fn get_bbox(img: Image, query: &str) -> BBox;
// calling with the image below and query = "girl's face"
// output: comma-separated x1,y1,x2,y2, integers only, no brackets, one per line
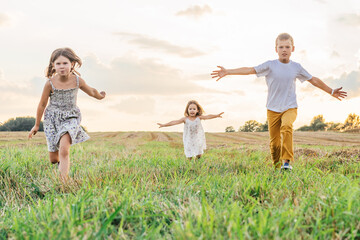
188,104,199,117
54,55,73,77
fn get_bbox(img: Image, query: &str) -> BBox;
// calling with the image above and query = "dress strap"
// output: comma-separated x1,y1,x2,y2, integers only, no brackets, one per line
48,79,55,91
76,75,79,88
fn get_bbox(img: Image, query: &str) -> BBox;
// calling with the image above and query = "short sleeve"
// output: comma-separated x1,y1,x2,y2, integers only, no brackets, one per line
254,61,271,77
297,64,312,83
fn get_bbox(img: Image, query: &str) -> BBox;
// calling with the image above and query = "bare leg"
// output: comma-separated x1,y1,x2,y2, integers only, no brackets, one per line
188,157,192,161
59,133,72,181
49,151,59,164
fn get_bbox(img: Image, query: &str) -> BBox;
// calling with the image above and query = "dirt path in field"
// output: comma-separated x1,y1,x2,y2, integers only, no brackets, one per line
1,131,359,148
209,132,268,144
293,132,360,146
149,132,174,142
87,131,359,161
90,131,359,147
207,132,360,147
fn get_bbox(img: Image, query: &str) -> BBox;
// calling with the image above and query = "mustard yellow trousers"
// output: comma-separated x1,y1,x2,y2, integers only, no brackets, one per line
267,108,297,168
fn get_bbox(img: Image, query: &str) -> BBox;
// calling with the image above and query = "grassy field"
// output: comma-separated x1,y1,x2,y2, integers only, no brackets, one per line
0,131,359,239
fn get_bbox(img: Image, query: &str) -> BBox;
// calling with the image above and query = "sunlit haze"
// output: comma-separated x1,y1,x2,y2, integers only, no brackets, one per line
1,0,359,132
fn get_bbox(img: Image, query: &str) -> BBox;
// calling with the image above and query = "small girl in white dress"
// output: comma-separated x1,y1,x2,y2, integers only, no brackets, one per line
157,100,223,160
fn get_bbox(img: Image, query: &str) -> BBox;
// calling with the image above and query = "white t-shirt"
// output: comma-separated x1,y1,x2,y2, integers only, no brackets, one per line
254,59,312,113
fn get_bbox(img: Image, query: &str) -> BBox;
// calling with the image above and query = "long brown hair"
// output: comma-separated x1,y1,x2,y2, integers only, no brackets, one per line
46,48,82,78
184,100,204,117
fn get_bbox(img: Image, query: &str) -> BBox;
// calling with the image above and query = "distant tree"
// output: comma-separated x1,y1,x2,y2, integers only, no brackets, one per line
297,113,360,132
0,117,44,131
326,122,341,131
257,120,268,132
239,120,261,132
310,115,327,131
225,126,235,132
297,125,312,131
297,115,326,131
340,113,360,131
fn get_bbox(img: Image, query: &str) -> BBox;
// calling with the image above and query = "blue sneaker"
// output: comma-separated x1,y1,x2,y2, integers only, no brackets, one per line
281,162,293,171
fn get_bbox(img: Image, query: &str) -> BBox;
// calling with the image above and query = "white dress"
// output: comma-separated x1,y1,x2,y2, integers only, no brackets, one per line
183,117,206,158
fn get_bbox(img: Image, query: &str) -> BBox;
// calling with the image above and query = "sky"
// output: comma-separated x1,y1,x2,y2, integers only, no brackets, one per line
0,0,359,132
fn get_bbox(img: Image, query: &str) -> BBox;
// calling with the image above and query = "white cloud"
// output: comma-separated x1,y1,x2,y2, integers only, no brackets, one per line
0,13,10,26
81,55,215,96
337,13,360,27
293,68,360,99
326,69,360,98
356,48,360,68
0,76,45,96
331,50,340,58
298,50,308,60
175,5,212,19
114,32,206,58
110,96,156,115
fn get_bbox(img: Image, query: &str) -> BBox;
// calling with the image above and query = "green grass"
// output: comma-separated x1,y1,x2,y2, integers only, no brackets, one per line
0,132,359,239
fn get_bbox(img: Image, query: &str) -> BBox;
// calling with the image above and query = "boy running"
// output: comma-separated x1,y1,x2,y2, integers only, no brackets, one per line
211,33,347,170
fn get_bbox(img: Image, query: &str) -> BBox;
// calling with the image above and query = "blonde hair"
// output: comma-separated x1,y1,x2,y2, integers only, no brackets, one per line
275,33,294,47
46,48,82,78
184,100,204,117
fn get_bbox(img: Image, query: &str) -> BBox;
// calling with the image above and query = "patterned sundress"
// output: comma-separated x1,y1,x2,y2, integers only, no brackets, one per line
183,117,206,158
44,75,90,152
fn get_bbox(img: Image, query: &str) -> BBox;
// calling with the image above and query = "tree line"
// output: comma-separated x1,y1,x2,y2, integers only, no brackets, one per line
0,117,89,132
226,113,360,132
1,114,358,133
225,120,268,132
0,117,43,131
297,113,360,132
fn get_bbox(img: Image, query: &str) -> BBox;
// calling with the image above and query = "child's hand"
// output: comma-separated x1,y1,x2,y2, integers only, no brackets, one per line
157,123,164,128
28,126,39,139
217,112,224,118
99,91,106,99
331,87,347,101
211,66,227,81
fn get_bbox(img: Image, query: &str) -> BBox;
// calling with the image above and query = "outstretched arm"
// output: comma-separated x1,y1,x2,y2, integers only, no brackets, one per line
28,82,51,139
157,117,186,128
199,112,224,120
79,77,106,100
211,66,256,81
308,77,347,101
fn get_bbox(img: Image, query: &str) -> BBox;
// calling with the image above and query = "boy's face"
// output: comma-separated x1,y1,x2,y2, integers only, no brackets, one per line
275,39,294,63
